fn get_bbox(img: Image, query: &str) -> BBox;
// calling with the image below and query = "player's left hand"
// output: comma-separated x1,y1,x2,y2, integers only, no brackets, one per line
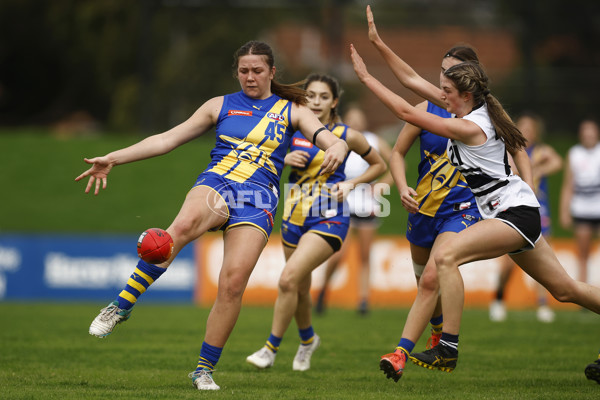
75,156,114,195
320,140,348,175
285,150,310,168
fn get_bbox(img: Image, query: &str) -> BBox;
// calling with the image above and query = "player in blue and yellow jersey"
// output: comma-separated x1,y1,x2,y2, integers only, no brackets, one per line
362,6,481,382
355,6,600,376
489,112,562,323
316,105,394,316
76,41,349,391
246,73,386,372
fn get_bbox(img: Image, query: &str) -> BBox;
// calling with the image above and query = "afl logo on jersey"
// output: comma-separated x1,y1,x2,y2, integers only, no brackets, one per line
293,138,313,148
228,110,252,116
267,112,284,121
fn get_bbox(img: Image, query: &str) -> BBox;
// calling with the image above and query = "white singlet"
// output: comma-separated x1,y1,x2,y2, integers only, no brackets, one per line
568,143,600,219
446,104,540,219
345,131,380,217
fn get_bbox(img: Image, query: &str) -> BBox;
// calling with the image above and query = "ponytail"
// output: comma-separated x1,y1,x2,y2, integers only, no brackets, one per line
445,62,526,153
271,80,308,105
485,93,526,153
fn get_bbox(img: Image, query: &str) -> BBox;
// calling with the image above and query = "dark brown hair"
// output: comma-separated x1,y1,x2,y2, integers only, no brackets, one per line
303,73,343,125
232,41,307,105
444,44,479,63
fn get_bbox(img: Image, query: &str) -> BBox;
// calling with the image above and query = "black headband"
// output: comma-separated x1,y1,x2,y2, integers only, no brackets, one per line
445,53,466,62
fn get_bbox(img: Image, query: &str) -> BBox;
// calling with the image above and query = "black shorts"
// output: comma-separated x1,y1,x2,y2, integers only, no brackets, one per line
572,216,600,230
349,213,380,228
495,206,542,254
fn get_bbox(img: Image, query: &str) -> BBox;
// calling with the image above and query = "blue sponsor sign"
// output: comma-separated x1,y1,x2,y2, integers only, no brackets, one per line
0,233,196,302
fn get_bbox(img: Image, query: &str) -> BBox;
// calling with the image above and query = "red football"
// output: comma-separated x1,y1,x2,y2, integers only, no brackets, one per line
137,228,174,264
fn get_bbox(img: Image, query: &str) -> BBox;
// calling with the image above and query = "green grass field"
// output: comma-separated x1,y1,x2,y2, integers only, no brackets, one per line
2,130,595,398
0,129,577,237
1,303,598,399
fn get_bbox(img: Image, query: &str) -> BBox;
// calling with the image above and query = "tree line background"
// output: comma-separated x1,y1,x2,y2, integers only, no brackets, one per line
0,0,599,136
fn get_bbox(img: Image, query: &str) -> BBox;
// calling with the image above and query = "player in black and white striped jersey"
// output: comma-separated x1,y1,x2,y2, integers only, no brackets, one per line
351,38,600,373
560,119,600,285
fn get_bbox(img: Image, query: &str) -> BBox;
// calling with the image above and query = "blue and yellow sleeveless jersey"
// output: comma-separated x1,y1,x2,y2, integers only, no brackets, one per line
205,91,295,188
283,123,349,227
414,102,477,218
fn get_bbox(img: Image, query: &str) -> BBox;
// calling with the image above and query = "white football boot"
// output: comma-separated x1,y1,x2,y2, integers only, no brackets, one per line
189,369,220,391
246,346,276,369
293,334,320,371
89,301,132,338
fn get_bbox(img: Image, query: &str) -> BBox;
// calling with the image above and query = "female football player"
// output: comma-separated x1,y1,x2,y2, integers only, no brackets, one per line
76,40,348,391
351,8,600,373
246,73,385,372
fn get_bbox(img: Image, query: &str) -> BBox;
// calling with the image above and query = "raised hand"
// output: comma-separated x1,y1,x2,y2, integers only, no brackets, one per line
366,5,382,45
75,156,114,195
350,44,370,83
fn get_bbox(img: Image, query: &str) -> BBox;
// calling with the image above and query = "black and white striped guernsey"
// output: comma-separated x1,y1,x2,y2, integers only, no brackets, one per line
446,104,539,219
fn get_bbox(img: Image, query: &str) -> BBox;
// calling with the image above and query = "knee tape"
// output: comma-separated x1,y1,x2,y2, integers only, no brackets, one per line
413,261,425,278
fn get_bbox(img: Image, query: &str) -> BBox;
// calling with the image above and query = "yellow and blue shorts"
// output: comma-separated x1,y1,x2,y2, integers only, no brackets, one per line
281,214,349,252
407,210,481,248
193,171,279,240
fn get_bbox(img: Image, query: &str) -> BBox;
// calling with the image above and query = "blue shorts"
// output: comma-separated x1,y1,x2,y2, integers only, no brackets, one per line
193,171,279,240
539,201,551,236
281,214,350,251
407,210,481,248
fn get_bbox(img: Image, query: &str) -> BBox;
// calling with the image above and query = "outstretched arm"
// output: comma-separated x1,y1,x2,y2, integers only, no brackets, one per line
350,44,481,146
366,5,444,108
75,96,222,195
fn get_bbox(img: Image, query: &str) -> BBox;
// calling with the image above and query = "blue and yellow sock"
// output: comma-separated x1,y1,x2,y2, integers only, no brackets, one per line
116,260,166,310
266,333,282,353
195,341,223,372
299,326,315,346
430,314,443,334
395,338,415,357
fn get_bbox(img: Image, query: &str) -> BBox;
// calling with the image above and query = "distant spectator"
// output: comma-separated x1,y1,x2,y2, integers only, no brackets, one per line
560,119,600,284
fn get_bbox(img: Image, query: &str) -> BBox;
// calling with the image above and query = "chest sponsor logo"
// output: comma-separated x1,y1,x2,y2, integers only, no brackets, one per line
293,138,313,148
228,110,252,116
267,112,284,121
